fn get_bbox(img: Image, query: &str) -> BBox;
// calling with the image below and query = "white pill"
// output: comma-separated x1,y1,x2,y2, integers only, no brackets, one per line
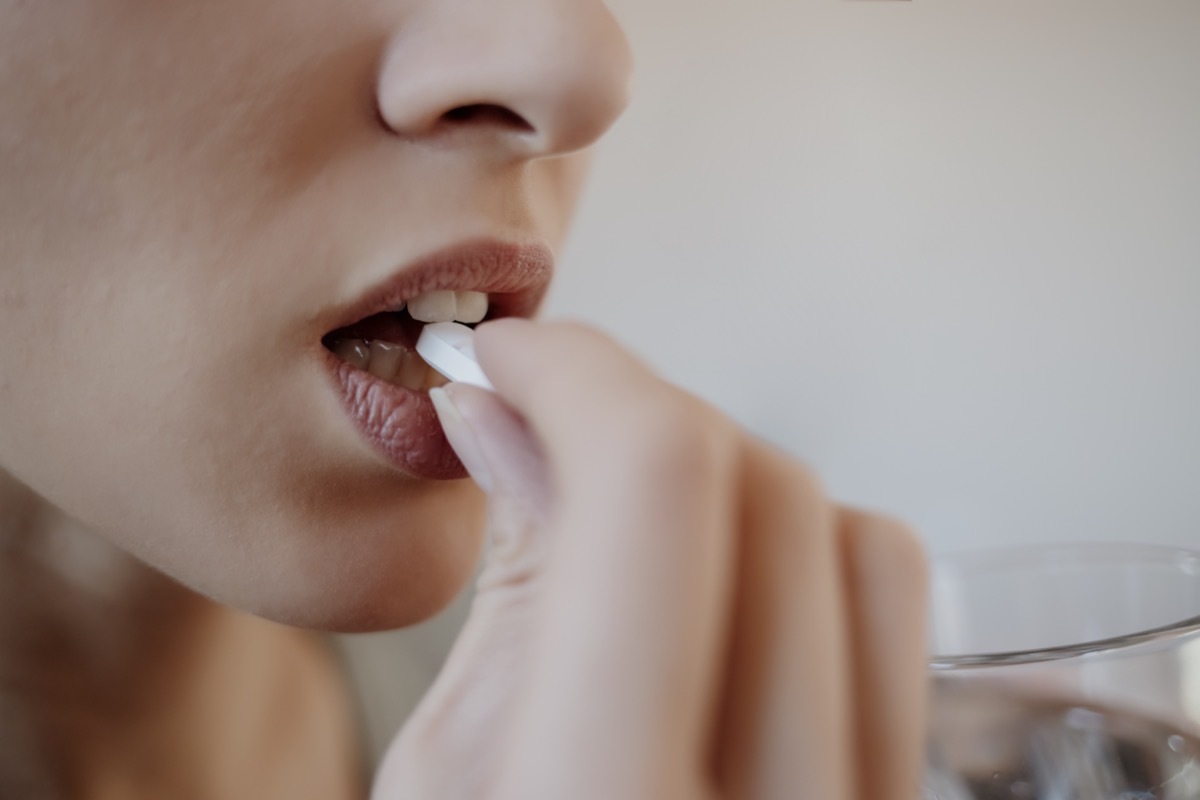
415,322,494,391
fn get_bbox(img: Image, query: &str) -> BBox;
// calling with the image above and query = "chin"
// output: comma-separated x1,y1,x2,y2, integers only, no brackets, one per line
143,477,490,634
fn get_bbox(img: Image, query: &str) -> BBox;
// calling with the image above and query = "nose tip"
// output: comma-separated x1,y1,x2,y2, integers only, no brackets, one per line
377,0,632,158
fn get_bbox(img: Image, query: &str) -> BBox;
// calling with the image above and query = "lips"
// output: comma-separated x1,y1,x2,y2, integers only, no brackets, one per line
322,239,553,479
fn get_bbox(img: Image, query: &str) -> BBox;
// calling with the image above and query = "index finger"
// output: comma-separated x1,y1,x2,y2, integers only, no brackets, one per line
475,319,737,796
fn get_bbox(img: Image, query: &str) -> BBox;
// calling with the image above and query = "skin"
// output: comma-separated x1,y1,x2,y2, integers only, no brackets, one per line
377,323,929,800
0,1,928,798
0,0,629,630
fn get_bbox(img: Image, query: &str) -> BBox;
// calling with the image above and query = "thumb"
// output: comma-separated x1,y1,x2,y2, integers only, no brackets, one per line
377,386,552,796
429,383,551,591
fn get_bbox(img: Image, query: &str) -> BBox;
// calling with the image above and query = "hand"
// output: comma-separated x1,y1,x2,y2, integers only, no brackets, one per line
373,319,928,800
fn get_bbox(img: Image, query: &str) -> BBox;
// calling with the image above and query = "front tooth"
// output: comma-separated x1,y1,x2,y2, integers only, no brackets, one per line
367,340,404,381
333,339,370,370
454,291,488,323
407,290,457,323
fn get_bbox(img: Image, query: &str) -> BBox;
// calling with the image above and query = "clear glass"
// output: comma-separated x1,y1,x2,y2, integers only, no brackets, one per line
923,543,1200,799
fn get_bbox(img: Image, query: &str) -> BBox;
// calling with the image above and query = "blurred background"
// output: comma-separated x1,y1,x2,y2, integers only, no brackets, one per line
339,0,1200,762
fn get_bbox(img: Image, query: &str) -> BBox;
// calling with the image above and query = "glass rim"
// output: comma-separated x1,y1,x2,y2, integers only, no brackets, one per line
928,542,1200,669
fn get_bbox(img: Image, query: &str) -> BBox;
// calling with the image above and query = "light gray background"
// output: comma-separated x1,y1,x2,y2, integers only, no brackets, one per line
339,0,1200,762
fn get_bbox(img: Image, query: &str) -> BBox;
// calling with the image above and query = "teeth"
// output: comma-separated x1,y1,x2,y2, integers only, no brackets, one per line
407,290,457,323
331,339,444,391
329,289,489,386
454,291,488,323
397,350,428,390
406,290,490,324
367,340,404,381
333,339,371,371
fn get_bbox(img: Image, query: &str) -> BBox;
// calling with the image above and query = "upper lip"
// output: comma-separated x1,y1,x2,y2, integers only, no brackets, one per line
323,238,555,336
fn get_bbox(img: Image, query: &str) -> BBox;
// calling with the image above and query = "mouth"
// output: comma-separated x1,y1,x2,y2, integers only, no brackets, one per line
321,239,553,479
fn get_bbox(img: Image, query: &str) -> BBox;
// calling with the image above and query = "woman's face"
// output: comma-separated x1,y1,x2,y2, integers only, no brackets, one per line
0,1,630,629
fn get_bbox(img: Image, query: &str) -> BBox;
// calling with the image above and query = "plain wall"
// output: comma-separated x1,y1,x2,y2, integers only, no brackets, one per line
555,0,1200,554
340,0,1200,762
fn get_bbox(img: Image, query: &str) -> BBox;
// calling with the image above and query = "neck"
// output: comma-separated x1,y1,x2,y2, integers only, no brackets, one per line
0,472,213,797
0,473,363,800
0,469,208,664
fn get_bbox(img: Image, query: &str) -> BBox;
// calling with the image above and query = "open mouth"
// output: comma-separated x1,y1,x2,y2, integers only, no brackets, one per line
322,290,491,391
319,240,553,479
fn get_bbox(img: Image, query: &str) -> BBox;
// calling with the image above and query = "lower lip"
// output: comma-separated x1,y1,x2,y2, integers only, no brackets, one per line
323,351,466,480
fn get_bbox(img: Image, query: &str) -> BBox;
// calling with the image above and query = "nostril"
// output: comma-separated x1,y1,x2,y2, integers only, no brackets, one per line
441,103,534,134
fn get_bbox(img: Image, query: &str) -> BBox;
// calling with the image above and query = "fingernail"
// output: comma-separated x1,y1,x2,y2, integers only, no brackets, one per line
429,386,494,493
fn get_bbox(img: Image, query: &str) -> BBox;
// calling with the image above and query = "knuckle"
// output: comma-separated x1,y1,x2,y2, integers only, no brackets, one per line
840,509,929,591
621,389,733,474
746,436,828,508
783,457,826,506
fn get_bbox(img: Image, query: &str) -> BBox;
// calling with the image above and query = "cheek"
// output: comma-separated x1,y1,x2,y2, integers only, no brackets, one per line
530,153,595,244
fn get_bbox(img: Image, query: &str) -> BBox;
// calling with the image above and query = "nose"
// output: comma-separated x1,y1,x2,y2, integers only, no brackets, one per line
376,0,632,159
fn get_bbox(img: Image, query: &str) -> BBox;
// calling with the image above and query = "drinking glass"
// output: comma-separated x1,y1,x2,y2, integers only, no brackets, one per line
923,543,1200,799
